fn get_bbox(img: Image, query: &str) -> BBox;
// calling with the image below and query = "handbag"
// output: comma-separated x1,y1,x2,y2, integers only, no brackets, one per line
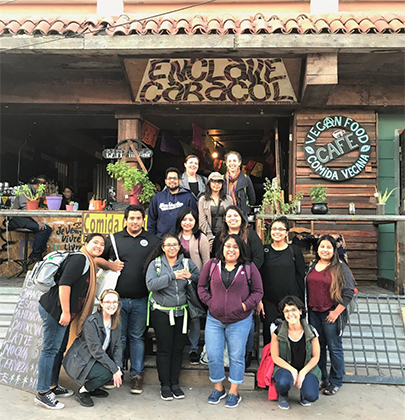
96,234,121,300
182,258,207,318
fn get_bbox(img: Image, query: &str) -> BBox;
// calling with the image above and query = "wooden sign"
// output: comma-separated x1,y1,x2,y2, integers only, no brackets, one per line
136,58,297,103
304,116,371,181
0,272,42,393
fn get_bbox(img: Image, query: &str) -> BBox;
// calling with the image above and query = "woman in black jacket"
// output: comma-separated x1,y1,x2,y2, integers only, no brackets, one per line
63,289,123,407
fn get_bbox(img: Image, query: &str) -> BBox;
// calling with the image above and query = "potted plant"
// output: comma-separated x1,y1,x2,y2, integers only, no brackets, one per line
375,187,397,215
349,202,356,215
107,161,156,205
309,184,328,214
66,201,74,211
15,183,46,210
45,181,63,210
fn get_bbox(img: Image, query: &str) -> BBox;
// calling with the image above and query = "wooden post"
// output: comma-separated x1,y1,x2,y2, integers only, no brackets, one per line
115,113,143,202
396,220,405,295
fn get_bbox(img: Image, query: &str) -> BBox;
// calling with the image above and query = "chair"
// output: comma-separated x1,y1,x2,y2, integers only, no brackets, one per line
8,227,35,278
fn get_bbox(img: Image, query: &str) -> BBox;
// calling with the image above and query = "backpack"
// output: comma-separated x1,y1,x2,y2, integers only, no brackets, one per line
207,259,252,290
31,251,89,293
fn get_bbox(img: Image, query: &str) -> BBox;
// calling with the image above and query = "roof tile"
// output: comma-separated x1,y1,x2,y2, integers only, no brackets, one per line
0,12,403,37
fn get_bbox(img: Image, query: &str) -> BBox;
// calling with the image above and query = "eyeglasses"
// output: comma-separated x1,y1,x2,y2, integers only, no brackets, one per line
271,227,287,232
210,180,223,184
224,244,239,250
283,308,299,315
166,177,178,181
164,243,179,249
103,301,119,306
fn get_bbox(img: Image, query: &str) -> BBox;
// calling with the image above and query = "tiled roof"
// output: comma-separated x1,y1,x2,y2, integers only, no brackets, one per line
0,12,404,36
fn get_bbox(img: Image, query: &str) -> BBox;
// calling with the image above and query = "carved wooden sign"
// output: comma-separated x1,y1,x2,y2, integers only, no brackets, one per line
304,116,371,181
135,58,297,103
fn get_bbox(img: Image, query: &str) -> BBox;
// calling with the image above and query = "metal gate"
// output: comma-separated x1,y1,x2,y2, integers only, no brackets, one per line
343,295,405,384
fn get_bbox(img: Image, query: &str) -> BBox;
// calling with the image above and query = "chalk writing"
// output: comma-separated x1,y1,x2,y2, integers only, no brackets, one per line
53,221,82,252
0,271,43,393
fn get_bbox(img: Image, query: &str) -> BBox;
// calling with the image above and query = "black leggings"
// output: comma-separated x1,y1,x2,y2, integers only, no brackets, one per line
150,309,187,387
261,300,280,346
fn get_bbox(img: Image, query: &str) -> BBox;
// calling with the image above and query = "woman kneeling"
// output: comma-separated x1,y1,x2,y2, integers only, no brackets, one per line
63,290,123,407
271,295,321,410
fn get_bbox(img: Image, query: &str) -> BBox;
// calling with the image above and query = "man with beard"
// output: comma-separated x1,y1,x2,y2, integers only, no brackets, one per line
96,205,159,395
147,167,197,238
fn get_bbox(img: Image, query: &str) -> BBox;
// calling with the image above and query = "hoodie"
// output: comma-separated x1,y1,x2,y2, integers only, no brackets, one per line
147,187,198,238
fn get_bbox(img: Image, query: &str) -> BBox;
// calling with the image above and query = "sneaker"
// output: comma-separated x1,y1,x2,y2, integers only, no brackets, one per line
75,391,94,407
278,394,289,410
131,375,143,394
35,391,65,410
208,388,227,404
103,380,116,390
189,351,200,365
51,384,74,398
224,393,242,409
171,385,185,399
89,388,109,398
300,394,312,407
161,386,173,401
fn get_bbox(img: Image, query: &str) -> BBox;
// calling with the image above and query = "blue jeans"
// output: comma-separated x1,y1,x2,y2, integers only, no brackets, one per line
9,217,52,258
309,309,345,387
37,304,69,392
188,316,200,353
205,311,252,384
274,368,319,402
120,297,147,378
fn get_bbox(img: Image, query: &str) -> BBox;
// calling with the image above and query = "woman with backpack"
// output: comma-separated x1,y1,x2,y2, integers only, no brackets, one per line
35,233,105,410
198,234,263,408
258,216,306,346
305,234,354,396
63,289,123,408
175,207,210,365
145,233,200,401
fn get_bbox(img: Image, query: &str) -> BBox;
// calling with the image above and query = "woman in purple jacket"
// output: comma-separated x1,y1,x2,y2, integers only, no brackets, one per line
198,234,263,409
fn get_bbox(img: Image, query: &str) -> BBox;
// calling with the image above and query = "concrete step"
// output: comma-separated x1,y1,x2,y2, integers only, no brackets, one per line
142,354,258,390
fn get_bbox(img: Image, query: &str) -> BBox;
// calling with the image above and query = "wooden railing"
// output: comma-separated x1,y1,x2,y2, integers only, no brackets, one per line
256,214,405,295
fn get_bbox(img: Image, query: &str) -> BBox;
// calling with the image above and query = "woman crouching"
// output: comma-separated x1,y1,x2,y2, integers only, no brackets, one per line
271,295,321,410
63,289,123,407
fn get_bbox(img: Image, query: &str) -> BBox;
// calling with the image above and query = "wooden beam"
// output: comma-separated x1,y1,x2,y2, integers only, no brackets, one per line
301,52,338,107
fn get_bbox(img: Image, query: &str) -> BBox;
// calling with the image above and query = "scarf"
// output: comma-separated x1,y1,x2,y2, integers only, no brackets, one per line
226,170,240,206
67,245,97,349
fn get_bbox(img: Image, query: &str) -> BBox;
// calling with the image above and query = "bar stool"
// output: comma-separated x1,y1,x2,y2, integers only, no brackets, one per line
8,227,36,278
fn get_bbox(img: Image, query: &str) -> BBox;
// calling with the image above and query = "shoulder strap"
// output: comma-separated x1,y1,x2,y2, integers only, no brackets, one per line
288,244,296,262
155,256,162,275
110,234,119,260
243,263,252,289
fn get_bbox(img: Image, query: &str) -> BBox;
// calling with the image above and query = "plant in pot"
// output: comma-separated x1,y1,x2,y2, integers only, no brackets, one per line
107,161,156,205
375,187,397,215
309,184,328,214
15,183,46,210
45,181,63,210
66,201,74,211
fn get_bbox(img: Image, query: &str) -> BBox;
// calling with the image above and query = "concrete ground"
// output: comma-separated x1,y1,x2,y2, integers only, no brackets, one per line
0,371,404,420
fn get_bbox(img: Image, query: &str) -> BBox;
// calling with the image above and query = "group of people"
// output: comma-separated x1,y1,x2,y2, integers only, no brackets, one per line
33,151,355,412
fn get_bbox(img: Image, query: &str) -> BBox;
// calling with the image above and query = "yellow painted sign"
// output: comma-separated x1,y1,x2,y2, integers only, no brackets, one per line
81,211,126,241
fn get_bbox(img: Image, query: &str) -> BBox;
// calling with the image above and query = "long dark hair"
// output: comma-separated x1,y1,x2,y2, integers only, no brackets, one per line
216,233,250,265
143,233,184,274
219,205,248,243
204,179,228,201
175,207,201,239
315,234,345,303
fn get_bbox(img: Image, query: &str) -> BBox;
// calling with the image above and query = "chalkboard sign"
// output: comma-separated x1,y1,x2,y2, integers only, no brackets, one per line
0,271,43,393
